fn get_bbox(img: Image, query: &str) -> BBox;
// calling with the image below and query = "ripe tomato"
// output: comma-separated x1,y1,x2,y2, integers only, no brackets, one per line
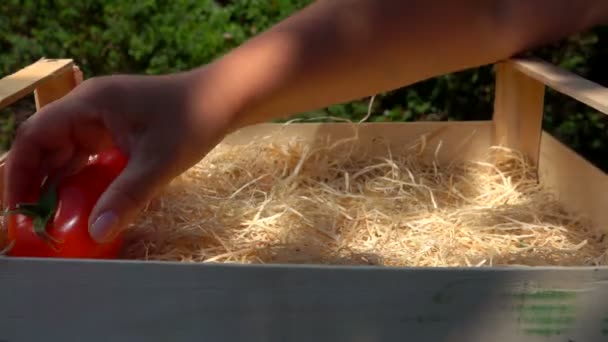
3,147,128,259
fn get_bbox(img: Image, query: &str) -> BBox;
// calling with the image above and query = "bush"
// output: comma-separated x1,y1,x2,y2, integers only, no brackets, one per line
0,0,310,76
1,1,606,170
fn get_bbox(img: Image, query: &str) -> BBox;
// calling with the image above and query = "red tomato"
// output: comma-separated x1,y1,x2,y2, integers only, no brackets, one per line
3,147,128,259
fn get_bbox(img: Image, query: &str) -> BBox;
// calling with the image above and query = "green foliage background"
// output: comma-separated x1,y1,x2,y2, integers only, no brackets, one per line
1,0,606,170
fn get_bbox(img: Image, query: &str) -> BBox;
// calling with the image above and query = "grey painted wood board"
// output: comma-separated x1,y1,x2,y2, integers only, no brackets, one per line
2,258,608,341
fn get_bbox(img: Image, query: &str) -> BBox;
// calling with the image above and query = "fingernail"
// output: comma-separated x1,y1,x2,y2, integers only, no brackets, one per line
90,211,118,243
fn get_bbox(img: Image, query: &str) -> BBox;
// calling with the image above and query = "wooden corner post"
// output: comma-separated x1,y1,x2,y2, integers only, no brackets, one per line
0,58,83,208
34,61,83,110
492,60,546,169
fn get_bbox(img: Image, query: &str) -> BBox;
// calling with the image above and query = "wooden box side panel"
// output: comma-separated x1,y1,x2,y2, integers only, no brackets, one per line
539,131,608,232
2,259,608,341
221,121,494,164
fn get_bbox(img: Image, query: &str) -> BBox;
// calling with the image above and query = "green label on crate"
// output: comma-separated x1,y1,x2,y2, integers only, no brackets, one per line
510,289,578,337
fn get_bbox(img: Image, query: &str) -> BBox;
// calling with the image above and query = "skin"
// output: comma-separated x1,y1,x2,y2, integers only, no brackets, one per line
4,0,608,243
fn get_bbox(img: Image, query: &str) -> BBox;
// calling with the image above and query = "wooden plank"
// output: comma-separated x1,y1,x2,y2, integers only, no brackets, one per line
1,258,608,341
509,57,608,115
34,65,80,110
538,131,608,232
492,61,546,168
0,58,74,110
222,121,494,164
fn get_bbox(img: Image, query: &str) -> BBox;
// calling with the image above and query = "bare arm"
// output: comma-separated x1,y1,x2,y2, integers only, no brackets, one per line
194,0,608,129
6,0,607,242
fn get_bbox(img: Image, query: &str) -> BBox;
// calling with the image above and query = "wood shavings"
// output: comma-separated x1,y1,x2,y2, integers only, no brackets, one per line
0,129,603,267
118,131,607,267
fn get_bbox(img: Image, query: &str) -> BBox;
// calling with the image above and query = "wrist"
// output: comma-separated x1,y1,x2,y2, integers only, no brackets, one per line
189,31,302,132
179,63,249,145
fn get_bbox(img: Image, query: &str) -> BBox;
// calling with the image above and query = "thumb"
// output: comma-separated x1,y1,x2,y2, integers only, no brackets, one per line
88,155,164,243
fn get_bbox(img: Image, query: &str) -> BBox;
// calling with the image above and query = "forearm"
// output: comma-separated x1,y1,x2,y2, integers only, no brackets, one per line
193,0,608,130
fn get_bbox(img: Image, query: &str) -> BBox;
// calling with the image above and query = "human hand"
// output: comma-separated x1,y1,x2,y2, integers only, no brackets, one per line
3,68,233,243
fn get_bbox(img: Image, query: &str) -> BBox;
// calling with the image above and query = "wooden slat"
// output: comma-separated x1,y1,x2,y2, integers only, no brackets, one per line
492,61,546,168
509,57,608,115
2,258,608,341
223,121,494,164
0,58,74,110
539,131,608,232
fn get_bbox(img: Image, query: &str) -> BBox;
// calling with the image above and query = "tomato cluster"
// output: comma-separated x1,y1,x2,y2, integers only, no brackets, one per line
3,148,127,259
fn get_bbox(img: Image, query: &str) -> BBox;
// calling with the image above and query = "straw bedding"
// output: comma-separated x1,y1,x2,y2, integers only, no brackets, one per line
116,125,608,267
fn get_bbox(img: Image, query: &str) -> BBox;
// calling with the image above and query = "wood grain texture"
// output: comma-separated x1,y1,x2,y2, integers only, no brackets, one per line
492,61,546,167
2,258,608,342
224,121,494,164
34,65,79,110
510,57,608,115
539,131,608,232
0,58,73,110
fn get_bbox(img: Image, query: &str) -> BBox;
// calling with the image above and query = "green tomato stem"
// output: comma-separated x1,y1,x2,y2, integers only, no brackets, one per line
1,182,59,245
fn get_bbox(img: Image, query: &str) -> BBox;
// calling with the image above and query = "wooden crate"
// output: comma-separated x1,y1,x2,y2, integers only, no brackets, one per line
0,57,606,342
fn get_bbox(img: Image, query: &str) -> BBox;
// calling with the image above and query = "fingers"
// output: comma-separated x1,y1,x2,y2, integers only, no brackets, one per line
3,98,111,209
88,151,167,243
3,74,190,245
47,148,91,185
4,117,55,207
